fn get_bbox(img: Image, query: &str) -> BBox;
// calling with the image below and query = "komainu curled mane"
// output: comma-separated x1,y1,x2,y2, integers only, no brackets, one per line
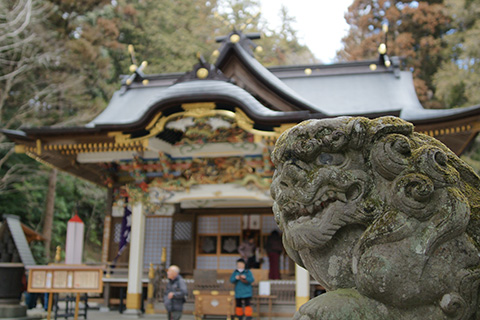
270,116,480,320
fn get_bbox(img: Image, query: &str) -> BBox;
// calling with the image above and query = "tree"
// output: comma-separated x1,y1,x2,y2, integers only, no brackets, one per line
42,168,57,260
105,0,221,75
338,0,450,108
433,0,480,108
255,5,317,66
216,0,316,66
0,0,111,262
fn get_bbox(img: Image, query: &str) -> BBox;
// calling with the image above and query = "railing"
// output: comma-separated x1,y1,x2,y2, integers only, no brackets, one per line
155,279,297,305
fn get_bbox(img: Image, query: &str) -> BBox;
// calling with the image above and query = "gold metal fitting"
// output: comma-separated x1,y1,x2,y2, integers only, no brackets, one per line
304,68,312,75
196,67,209,79
230,34,240,43
378,43,387,55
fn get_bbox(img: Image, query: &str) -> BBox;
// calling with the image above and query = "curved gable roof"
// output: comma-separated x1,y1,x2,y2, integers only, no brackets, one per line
88,80,311,129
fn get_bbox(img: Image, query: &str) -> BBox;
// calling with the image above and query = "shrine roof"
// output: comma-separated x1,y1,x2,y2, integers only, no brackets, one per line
87,79,309,128
83,29,480,129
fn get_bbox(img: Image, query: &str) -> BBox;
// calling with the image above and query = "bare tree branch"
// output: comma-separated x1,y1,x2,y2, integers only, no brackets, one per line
0,0,32,41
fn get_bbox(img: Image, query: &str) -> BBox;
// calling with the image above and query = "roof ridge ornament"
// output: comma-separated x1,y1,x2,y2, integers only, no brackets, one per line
369,24,401,78
215,30,263,58
120,44,149,94
174,54,229,84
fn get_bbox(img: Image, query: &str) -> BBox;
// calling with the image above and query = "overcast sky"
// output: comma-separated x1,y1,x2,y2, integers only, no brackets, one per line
259,0,353,63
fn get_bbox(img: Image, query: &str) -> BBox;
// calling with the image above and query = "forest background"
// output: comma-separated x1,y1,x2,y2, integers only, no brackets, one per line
0,0,479,263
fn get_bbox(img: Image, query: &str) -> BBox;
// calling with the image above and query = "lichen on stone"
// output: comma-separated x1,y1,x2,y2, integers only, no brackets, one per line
271,116,480,320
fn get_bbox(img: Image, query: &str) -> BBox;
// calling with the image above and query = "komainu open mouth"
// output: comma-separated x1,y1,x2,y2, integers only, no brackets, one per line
282,183,362,224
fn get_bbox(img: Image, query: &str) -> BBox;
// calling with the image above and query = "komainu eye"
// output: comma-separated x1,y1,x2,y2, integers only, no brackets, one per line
318,152,345,165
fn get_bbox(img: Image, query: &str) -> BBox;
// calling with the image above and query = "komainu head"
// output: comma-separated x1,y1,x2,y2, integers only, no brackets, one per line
271,116,480,320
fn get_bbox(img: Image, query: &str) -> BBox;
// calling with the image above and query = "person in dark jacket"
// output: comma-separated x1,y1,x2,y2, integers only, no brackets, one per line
265,230,283,279
164,265,187,320
230,258,255,320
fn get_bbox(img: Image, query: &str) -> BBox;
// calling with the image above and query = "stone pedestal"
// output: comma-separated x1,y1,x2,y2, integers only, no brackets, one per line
0,263,26,319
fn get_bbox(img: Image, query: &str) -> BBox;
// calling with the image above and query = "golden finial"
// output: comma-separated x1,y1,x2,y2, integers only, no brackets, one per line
196,67,209,79
161,247,167,263
55,246,61,263
129,64,137,73
140,61,148,69
382,24,389,33
148,263,155,279
304,68,312,75
385,60,391,67
230,34,240,43
126,78,132,85
212,49,220,57
142,79,149,85
378,43,387,55
369,64,377,71
128,44,134,54
255,46,263,53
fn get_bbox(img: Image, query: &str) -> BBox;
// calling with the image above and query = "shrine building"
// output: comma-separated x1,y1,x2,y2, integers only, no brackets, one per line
4,30,480,315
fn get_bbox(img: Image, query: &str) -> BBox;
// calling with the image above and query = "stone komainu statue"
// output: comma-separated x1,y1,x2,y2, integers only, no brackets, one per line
270,116,480,320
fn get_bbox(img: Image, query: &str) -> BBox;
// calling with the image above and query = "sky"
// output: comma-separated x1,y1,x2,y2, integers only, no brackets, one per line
259,0,353,63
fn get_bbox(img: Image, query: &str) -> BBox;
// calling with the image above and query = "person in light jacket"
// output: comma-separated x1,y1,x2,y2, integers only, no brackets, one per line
230,258,255,320
164,265,187,320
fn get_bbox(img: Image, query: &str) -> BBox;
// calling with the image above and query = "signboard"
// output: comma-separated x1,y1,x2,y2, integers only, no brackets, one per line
27,266,103,293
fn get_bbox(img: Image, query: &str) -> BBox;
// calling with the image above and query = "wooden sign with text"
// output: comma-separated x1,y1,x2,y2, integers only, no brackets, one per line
27,265,103,293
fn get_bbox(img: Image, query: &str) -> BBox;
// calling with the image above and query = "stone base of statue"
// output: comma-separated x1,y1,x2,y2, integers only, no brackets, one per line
0,302,27,319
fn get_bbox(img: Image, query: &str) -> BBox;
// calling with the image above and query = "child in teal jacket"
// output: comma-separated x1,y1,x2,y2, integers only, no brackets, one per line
230,258,255,320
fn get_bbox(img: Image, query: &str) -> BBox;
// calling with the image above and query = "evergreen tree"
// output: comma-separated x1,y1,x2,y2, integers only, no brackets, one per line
433,0,480,108
338,0,450,108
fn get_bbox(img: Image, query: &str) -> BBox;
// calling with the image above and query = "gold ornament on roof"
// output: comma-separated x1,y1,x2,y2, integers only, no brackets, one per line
378,43,387,55
230,34,240,43
196,67,209,79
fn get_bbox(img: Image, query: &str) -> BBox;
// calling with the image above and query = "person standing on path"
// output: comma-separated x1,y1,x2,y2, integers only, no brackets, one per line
164,265,187,320
230,258,255,320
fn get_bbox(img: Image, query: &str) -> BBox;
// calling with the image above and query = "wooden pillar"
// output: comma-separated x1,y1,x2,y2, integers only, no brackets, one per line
124,202,146,317
295,264,310,311
100,187,113,312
